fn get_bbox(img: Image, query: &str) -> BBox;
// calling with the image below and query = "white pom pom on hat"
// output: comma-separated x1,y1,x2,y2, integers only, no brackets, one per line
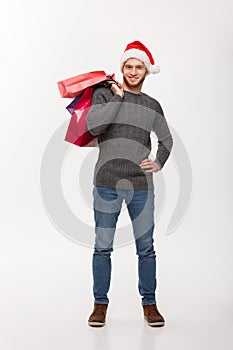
120,40,160,75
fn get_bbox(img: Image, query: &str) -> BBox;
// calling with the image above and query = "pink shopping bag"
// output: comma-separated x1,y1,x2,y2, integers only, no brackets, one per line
64,87,98,147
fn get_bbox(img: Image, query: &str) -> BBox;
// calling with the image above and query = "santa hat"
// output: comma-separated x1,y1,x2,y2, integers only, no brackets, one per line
120,40,160,74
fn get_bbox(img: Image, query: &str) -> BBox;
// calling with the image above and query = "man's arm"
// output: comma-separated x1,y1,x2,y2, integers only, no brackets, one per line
140,102,173,173
86,86,123,136
153,103,173,169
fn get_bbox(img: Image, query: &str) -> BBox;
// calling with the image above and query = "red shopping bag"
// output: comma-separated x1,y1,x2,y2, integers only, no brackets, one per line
57,71,111,98
64,87,98,147
64,75,116,115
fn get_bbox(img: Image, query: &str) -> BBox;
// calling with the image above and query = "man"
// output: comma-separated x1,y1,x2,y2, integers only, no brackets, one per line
86,41,173,327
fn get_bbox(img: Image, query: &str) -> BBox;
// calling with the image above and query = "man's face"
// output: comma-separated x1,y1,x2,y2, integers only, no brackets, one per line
122,58,148,88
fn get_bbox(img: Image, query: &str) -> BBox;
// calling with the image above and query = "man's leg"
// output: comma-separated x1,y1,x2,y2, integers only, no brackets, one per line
126,189,156,305
89,186,123,326
92,186,123,304
126,189,165,326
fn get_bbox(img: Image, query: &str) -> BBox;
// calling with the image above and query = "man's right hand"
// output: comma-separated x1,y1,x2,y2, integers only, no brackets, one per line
110,83,124,97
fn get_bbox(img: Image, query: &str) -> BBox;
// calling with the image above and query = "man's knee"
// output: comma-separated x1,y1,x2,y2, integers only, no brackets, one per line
94,247,113,257
135,233,156,257
136,245,156,258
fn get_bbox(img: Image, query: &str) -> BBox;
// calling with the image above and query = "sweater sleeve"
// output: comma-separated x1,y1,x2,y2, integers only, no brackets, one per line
86,87,123,136
152,102,173,169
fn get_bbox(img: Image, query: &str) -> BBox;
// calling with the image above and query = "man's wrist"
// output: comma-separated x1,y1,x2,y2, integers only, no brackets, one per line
112,93,124,100
154,159,162,169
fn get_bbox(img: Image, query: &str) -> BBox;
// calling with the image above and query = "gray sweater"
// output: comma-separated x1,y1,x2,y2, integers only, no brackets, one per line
86,87,173,190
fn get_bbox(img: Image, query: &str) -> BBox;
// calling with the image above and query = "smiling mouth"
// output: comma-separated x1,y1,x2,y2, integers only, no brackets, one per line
128,77,138,81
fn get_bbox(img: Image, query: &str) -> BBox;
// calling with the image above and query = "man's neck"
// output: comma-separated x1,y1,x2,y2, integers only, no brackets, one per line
123,83,142,95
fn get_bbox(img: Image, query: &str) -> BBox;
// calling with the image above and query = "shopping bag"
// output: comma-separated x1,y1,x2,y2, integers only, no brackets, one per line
65,77,117,115
57,71,113,98
64,87,98,147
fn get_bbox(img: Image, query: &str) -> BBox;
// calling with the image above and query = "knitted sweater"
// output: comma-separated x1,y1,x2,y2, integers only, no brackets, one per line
86,87,173,190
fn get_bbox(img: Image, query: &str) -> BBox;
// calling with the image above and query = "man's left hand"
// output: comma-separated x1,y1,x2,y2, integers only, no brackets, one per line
139,159,161,173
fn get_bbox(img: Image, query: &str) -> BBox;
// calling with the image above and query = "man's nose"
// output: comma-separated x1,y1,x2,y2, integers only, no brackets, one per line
131,67,137,75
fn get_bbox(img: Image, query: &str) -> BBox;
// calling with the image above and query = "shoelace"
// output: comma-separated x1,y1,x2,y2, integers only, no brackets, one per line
146,305,158,316
94,304,107,315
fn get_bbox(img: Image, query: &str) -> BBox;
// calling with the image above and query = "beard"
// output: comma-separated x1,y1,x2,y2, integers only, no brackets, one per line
123,74,146,89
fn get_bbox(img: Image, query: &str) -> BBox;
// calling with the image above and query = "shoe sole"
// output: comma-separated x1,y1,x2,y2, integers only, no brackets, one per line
144,317,165,327
88,321,105,327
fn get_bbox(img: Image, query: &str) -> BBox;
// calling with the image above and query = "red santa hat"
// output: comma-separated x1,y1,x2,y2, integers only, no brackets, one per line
120,40,160,75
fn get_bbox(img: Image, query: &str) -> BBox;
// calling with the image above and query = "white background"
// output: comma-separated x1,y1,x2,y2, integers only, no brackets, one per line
1,0,233,349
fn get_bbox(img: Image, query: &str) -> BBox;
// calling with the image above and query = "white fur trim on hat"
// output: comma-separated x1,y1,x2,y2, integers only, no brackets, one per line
120,48,160,74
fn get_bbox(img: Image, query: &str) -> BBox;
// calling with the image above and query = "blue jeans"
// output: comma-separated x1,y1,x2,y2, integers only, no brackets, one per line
92,185,157,306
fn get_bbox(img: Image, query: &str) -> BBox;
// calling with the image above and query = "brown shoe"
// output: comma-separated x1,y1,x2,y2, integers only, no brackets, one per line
88,303,108,327
143,304,165,327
